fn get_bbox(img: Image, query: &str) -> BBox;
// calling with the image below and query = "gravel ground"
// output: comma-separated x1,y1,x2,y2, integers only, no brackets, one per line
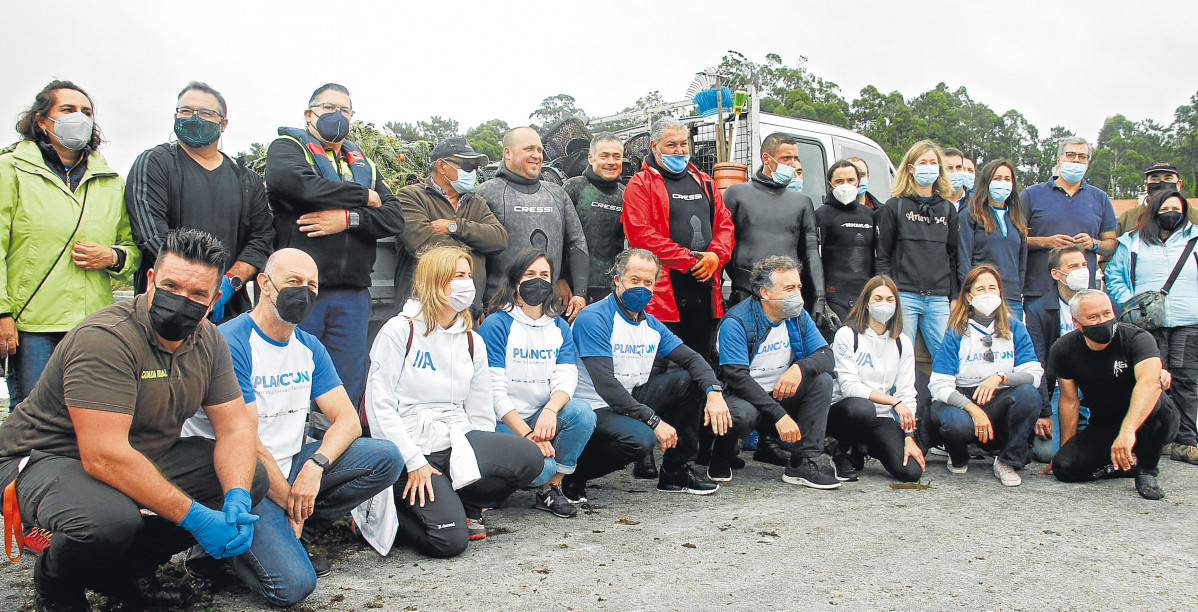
2,451,1197,611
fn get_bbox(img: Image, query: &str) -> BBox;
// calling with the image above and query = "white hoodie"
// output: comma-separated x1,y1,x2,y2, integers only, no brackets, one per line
831,326,917,418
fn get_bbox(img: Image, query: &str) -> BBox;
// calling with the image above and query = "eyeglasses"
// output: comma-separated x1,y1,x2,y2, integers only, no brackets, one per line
310,103,354,117
1062,151,1091,162
980,334,994,362
176,107,223,121
444,158,480,173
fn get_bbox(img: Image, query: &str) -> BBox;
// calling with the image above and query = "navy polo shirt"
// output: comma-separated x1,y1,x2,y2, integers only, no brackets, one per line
1020,177,1115,298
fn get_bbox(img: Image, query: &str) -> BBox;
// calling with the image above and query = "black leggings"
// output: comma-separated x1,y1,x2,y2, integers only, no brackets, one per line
827,397,923,482
1053,399,1179,482
392,430,542,558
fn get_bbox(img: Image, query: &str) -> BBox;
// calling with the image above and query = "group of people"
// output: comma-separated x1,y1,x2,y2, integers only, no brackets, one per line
0,78,1192,611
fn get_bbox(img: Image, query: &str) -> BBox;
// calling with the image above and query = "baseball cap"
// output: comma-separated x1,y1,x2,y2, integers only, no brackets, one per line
1143,161,1180,176
430,137,489,166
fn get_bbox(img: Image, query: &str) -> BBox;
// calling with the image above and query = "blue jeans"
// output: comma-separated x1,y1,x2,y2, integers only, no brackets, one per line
8,331,65,408
495,399,596,486
231,438,402,607
929,384,1041,469
299,288,371,407
1031,386,1092,463
898,292,951,359
1005,299,1024,322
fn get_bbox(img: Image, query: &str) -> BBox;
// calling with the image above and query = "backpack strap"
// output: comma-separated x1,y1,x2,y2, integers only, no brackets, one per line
1160,236,1198,295
405,319,415,358
852,328,903,358
467,331,475,359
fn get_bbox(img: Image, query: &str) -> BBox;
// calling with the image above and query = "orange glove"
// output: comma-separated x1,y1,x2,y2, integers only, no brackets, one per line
689,251,719,282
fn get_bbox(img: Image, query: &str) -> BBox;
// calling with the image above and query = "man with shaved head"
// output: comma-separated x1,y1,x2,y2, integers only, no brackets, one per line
181,248,401,606
476,126,590,320
1047,289,1179,499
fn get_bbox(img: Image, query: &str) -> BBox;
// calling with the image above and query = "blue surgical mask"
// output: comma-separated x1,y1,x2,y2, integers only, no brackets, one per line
988,180,1013,203
912,164,940,186
617,281,653,313
313,110,350,143
1060,161,1087,183
961,172,975,191
949,171,969,191
857,178,869,196
660,154,690,173
768,156,796,185
786,177,804,192
450,168,477,194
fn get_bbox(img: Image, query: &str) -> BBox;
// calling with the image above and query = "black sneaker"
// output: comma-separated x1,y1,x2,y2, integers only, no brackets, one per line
657,464,719,495
535,484,579,518
308,551,333,577
753,436,791,466
184,545,229,581
560,476,589,507
782,458,842,489
832,453,859,482
632,453,659,479
728,453,746,470
1135,472,1166,500
34,594,89,612
707,456,733,482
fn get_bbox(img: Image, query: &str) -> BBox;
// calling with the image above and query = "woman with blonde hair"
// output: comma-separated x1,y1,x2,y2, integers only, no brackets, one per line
928,264,1044,487
874,139,960,358
827,275,924,483
359,245,543,558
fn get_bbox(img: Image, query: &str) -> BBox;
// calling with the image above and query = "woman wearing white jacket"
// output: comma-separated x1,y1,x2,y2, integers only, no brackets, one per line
359,245,542,558
828,276,925,483
479,248,596,519
928,264,1044,487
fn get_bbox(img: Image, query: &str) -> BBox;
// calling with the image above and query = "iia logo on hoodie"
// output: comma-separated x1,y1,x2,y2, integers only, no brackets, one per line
412,350,437,370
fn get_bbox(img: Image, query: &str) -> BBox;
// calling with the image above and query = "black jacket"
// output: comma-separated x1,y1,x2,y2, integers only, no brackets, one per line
815,192,876,312
265,136,404,289
1024,285,1066,418
875,194,960,297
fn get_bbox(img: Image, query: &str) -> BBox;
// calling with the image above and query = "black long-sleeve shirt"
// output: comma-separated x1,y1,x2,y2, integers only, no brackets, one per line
581,344,720,424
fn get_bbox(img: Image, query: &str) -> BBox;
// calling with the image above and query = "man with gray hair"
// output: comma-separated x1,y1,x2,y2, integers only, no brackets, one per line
1047,289,1179,499
622,118,735,360
476,126,590,320
713,256,839,488
563,132,626,302
1019,136,1117,311
566,248,733,503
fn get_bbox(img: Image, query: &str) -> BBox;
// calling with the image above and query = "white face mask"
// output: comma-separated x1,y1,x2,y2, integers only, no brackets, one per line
448,278,475,312
832,183,859,205
1060,268,1089,292
868,301,896,324
970,292,1003,317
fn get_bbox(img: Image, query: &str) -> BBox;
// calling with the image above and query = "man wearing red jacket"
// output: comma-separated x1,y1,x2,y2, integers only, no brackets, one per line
621,118,735,360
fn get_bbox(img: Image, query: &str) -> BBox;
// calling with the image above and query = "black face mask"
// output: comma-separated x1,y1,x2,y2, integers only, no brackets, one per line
1146,181,1179,197
174,115,222,148
518,277,553,308
269,279,317,325
1081,319,1116,344
149,287,210,342
1157,210,1184,231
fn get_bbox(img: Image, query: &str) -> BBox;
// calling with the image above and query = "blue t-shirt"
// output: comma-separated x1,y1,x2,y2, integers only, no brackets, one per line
181,313,341,474
571,294,683,409
1020,178,1115,298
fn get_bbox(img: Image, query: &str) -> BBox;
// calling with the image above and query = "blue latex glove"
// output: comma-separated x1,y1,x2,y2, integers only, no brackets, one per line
210,275,234,321
178,500,257,558
222,487,256,526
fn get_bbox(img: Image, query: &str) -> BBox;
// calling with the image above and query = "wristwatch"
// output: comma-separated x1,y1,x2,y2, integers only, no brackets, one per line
706,384,723,394
447,221,459,234
307,453,330,470
348,211,361,228
225,272,244,292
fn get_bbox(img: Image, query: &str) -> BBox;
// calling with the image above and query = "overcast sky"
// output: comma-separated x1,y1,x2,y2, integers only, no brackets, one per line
3,1,1195,174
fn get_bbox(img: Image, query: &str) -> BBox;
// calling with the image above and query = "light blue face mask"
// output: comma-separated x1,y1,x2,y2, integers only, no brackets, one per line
450,168,477,194
912,164,940,186
961,171,975,191
949,171,969,191
1060,161,1087,183
988,180,1013,203
768,156,796,185
857,177,869,196
660,154,690,173
786,177,804,192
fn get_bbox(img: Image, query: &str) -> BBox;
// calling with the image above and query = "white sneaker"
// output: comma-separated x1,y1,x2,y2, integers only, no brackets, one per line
993,458,1021,487
947,460,968,474
928,445,950,458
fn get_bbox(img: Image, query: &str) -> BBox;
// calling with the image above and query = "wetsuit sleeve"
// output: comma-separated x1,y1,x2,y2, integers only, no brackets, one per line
801,200,824,295
265,137,370,214
561,191,590,296
874,200,897,277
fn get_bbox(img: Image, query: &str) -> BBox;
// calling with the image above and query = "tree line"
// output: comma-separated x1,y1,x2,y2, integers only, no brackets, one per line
237,51,1198,200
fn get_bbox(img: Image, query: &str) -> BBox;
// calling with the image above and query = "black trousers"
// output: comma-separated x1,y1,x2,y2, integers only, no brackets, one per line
392,430,542,559
1151,324,1198,446
827,397,923,482
667,270,715,360
0,437,269,601
1053,398,1180,482
573,369,704,481
724,372,834,461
